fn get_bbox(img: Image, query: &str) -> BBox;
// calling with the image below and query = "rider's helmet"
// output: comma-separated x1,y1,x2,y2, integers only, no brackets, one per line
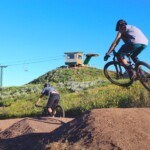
44,83,50,88
116,19,127,31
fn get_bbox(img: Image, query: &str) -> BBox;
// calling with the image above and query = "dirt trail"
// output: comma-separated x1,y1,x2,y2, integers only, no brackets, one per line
0,108,150,150
0,117,73,133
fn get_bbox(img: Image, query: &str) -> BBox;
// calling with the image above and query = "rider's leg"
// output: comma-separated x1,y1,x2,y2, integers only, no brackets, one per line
130,44,148,78
46,95,55,116
48,108,53,114
117,43,133,67
117,44,137,79
130,44,147,63
52,95,60,116
117,56,128,66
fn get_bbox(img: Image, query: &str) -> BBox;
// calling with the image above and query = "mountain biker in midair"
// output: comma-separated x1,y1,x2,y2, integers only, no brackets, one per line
35,83,60,116
104,19,148,77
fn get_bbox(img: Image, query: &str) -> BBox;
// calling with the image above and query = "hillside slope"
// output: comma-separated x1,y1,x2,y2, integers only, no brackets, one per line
0,67,149,119
28,67,105,84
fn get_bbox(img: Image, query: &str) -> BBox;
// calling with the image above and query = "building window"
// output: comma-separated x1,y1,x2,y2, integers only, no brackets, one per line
67,54,74,59
78,55,82,60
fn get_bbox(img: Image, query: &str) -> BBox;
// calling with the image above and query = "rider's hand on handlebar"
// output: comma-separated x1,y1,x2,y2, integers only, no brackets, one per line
104,54,110,61
35,103,41,107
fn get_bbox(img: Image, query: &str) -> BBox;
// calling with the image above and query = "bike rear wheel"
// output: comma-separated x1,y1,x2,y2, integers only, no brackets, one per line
54,105,65,117
104,61,133,87
136,61,150,91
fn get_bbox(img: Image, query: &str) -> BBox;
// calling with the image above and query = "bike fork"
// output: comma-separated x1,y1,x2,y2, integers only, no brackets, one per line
114,63,122,78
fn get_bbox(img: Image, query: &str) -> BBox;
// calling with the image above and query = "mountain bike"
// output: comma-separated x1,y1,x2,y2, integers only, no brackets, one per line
104,50,150,91
35,102,65,117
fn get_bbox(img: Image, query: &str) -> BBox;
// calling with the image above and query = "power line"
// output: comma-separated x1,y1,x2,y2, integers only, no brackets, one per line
7,57,64,67
1,55,64,64
1,55,64,67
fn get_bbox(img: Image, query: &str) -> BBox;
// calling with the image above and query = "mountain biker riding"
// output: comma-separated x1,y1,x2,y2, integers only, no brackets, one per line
35,83,60,116
104,19,148,77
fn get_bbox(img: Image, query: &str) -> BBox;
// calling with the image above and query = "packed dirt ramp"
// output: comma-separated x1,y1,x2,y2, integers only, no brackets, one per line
0,108,150,150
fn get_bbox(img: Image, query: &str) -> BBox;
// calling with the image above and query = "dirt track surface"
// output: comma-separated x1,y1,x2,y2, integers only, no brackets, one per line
0,108,150,150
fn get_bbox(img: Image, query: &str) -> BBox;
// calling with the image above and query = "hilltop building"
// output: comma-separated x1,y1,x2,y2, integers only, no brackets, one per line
64,52,99,67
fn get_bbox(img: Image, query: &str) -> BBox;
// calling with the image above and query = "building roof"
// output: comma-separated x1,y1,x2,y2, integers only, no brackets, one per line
64,52,83,54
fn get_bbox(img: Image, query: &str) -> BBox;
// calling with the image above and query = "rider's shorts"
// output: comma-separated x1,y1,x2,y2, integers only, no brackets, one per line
47,93,60,109
117,43,147,62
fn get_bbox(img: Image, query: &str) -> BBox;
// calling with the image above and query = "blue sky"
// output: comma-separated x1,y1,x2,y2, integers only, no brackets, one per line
0,0,150,87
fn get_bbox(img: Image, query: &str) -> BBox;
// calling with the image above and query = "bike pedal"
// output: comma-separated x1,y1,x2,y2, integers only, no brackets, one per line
133,75,138,81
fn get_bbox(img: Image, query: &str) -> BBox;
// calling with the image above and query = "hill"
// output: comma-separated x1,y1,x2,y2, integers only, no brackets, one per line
0,67,149,119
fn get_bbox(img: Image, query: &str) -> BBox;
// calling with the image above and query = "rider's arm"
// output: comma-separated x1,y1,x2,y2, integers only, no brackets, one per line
35,94,43,106
106,32,121,55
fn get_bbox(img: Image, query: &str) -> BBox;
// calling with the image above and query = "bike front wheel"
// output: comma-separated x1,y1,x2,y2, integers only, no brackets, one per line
104,61,133,87
136,61,150,92
54,105,65,117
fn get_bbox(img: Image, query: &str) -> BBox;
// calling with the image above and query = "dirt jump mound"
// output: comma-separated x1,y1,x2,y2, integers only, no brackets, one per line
0,108,150,150
50,108,150,150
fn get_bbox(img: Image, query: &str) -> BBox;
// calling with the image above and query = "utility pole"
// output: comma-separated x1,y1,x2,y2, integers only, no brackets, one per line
0,65,7,89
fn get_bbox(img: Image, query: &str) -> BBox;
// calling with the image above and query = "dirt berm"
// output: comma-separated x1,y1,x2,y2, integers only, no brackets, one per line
0,108,150,150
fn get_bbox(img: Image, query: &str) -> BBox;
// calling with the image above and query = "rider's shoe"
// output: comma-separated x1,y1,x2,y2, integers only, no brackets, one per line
49,113,55,117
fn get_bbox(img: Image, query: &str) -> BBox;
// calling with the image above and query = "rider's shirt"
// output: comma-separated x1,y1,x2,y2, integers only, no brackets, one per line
41,86,58,96
120,25,148,45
